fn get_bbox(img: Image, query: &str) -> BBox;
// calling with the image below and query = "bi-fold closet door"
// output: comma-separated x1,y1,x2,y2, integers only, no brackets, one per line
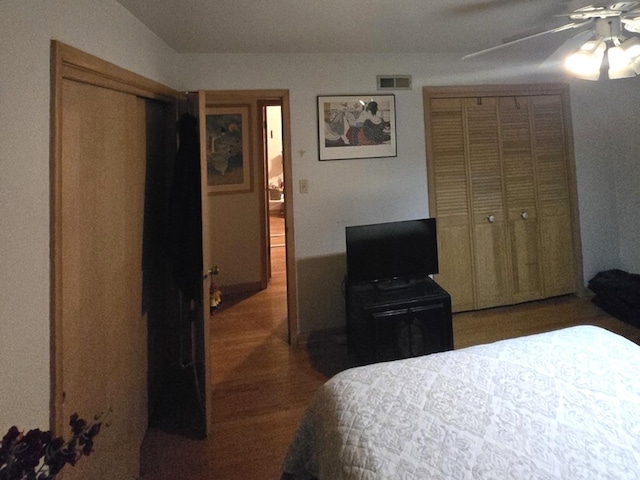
424,85,582,313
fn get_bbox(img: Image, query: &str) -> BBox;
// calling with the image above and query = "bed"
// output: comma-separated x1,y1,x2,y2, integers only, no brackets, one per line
281,326,640,479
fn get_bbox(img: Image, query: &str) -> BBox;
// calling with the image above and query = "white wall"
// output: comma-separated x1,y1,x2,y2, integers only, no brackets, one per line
610,83,640,274
569,81,622,281
569,79,640,279
0,0,176,432
616,155,640,273
176,53,631,333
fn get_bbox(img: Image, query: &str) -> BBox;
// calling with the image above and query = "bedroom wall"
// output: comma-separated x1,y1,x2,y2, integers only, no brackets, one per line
616,156,640,274
176,54,631,334
0,0,176,432
569,79,640,279
568,81,622,282
609,83,640,275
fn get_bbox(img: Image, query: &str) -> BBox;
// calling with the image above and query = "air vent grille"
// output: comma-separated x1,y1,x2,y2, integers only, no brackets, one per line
377,75,412,90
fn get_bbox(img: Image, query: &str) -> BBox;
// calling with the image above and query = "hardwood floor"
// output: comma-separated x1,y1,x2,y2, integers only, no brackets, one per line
140,231,639,478
453,293,640,349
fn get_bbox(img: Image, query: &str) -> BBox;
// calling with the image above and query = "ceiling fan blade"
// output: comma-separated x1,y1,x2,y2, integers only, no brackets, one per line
559,2,640,20
461,20,592,60
445,0,573,15
539,29,597,69
502,24,564,45
610,2,640,12
446,0,533,15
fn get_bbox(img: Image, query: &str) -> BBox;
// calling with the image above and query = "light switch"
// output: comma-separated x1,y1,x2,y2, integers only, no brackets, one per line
299,179,309,194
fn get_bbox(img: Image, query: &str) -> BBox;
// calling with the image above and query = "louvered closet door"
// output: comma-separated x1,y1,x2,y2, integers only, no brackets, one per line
499,97,544,303
531,95,576,296
428,98,475,312
466,97,511,309
425,86,580,313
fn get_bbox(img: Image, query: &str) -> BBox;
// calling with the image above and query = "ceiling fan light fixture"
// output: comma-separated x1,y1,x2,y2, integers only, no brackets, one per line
564,40,606,80
463,2,640,81
608,45,638,78
620,36,640,57
622,17,640,33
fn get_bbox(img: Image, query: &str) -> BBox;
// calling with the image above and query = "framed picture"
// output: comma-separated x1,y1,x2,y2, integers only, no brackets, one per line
205,105,252,194
317,94,396,161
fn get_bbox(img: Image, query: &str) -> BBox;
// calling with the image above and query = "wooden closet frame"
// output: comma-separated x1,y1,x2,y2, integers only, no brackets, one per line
50,40,178,435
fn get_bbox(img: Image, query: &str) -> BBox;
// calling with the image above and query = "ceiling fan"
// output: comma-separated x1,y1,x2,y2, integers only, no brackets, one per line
463,2,640,79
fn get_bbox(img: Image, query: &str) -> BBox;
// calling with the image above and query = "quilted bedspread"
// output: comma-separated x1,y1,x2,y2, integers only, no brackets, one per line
282,326,640,479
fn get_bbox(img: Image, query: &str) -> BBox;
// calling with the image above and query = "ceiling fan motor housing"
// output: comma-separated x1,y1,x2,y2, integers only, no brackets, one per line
595,17,624,39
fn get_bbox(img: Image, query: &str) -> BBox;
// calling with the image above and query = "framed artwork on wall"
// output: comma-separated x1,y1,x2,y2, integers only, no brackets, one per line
317,94,396,161
205,105,252,194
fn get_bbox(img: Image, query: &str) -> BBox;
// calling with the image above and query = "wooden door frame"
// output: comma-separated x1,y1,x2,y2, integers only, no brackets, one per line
201,90,298,345
259,99,283,282
50,40,177,433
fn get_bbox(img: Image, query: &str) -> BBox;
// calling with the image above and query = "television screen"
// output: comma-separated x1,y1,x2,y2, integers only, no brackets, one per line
345,218,438,285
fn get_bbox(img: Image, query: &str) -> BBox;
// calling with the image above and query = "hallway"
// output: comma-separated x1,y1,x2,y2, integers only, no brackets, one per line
140,212,351,478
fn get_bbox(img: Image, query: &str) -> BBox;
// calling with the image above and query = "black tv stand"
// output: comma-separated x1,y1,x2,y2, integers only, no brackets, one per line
345,276,453,364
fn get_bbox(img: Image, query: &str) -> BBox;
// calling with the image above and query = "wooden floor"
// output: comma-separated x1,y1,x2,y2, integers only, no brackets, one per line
140,223,639,478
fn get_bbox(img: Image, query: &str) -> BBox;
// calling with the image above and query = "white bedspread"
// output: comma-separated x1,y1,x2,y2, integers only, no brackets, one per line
282,326,640,479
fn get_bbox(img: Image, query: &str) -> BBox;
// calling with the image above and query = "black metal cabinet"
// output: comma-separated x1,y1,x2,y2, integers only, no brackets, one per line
345,277,453,364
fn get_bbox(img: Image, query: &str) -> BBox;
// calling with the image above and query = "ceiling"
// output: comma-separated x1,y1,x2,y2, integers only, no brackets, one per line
115,0,605,61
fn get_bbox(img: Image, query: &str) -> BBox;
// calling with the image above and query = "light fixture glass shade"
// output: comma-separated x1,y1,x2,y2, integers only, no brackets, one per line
608,46,636,79
564,40,606,81
620,37,640,58
620,37,640,73
623,17,640,33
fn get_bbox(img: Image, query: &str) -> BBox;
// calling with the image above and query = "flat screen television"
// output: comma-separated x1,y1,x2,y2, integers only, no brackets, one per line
345,218,438,286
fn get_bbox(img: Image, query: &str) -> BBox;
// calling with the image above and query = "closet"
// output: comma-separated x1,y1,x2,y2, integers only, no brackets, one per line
51,41,183,478
423,84,583,313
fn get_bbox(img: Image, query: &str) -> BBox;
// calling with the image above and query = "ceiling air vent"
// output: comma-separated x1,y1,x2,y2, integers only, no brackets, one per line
377,75,412,91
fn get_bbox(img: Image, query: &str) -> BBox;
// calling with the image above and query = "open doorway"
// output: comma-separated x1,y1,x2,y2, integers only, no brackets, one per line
265,104,286,263
197,90,296,348
262,103,288,343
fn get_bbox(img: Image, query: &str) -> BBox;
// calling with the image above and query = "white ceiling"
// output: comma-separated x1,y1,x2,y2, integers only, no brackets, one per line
115,0,603,61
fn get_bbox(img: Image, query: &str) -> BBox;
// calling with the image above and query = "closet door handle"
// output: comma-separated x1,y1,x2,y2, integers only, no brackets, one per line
521,212,529,220
487,215,496,223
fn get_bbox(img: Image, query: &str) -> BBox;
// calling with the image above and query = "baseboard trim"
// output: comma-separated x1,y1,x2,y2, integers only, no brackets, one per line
221,282,263,295
297,327,346,347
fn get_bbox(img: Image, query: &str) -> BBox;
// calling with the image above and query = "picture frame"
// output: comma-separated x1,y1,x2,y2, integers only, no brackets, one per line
205,105,252,194
317,94,396,161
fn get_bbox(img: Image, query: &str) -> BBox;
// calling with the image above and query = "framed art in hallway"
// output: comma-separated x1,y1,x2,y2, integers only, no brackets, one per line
205,105,252,194
317,94,396,161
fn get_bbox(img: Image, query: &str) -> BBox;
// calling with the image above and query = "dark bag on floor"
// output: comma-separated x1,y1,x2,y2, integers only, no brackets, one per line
588,269,640,326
